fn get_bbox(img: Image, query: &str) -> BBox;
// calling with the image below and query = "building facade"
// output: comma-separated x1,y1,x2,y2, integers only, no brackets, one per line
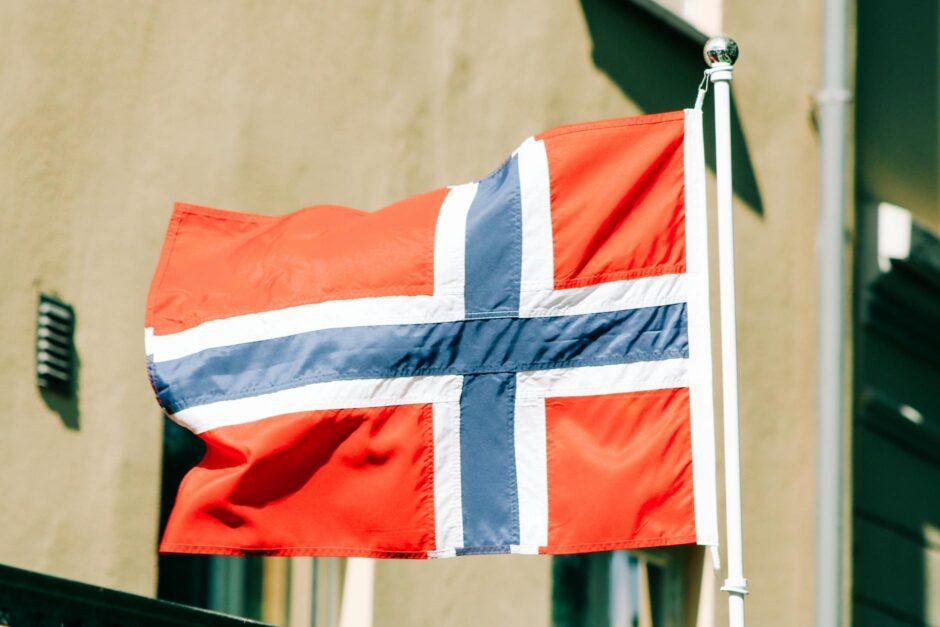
1,1,935,626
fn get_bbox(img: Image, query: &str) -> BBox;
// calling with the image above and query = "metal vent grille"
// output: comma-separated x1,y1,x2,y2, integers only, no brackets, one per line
36,294,75,395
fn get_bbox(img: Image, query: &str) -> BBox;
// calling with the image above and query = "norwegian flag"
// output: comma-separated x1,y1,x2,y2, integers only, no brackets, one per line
147,110,717,558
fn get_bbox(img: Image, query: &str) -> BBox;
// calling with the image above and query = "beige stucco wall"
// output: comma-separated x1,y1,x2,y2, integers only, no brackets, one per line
0,1,823,625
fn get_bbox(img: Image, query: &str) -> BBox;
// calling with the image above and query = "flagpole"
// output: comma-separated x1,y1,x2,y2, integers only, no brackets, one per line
704,36,748,627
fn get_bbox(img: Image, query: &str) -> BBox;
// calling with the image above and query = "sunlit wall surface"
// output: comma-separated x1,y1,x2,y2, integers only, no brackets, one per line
0,1,858,625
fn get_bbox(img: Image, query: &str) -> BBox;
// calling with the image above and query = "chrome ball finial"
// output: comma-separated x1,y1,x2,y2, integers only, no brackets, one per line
704,36,739,67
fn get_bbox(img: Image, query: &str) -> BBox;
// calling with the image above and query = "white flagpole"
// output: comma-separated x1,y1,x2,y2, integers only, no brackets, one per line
703,36,748,627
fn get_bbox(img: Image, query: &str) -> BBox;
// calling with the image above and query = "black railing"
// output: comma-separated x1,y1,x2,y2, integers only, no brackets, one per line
0,563,271,626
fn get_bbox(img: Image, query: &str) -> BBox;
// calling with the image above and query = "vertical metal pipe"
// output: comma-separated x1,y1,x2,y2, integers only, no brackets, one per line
815,0,850,624
704,36,747,627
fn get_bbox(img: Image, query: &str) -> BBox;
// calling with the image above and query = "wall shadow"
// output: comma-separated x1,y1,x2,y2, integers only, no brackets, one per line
850,1,939,623
40,387,80,431
579,0,763,215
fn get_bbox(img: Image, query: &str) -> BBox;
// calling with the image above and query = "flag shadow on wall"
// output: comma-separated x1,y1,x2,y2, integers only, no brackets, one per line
580,0,764,216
